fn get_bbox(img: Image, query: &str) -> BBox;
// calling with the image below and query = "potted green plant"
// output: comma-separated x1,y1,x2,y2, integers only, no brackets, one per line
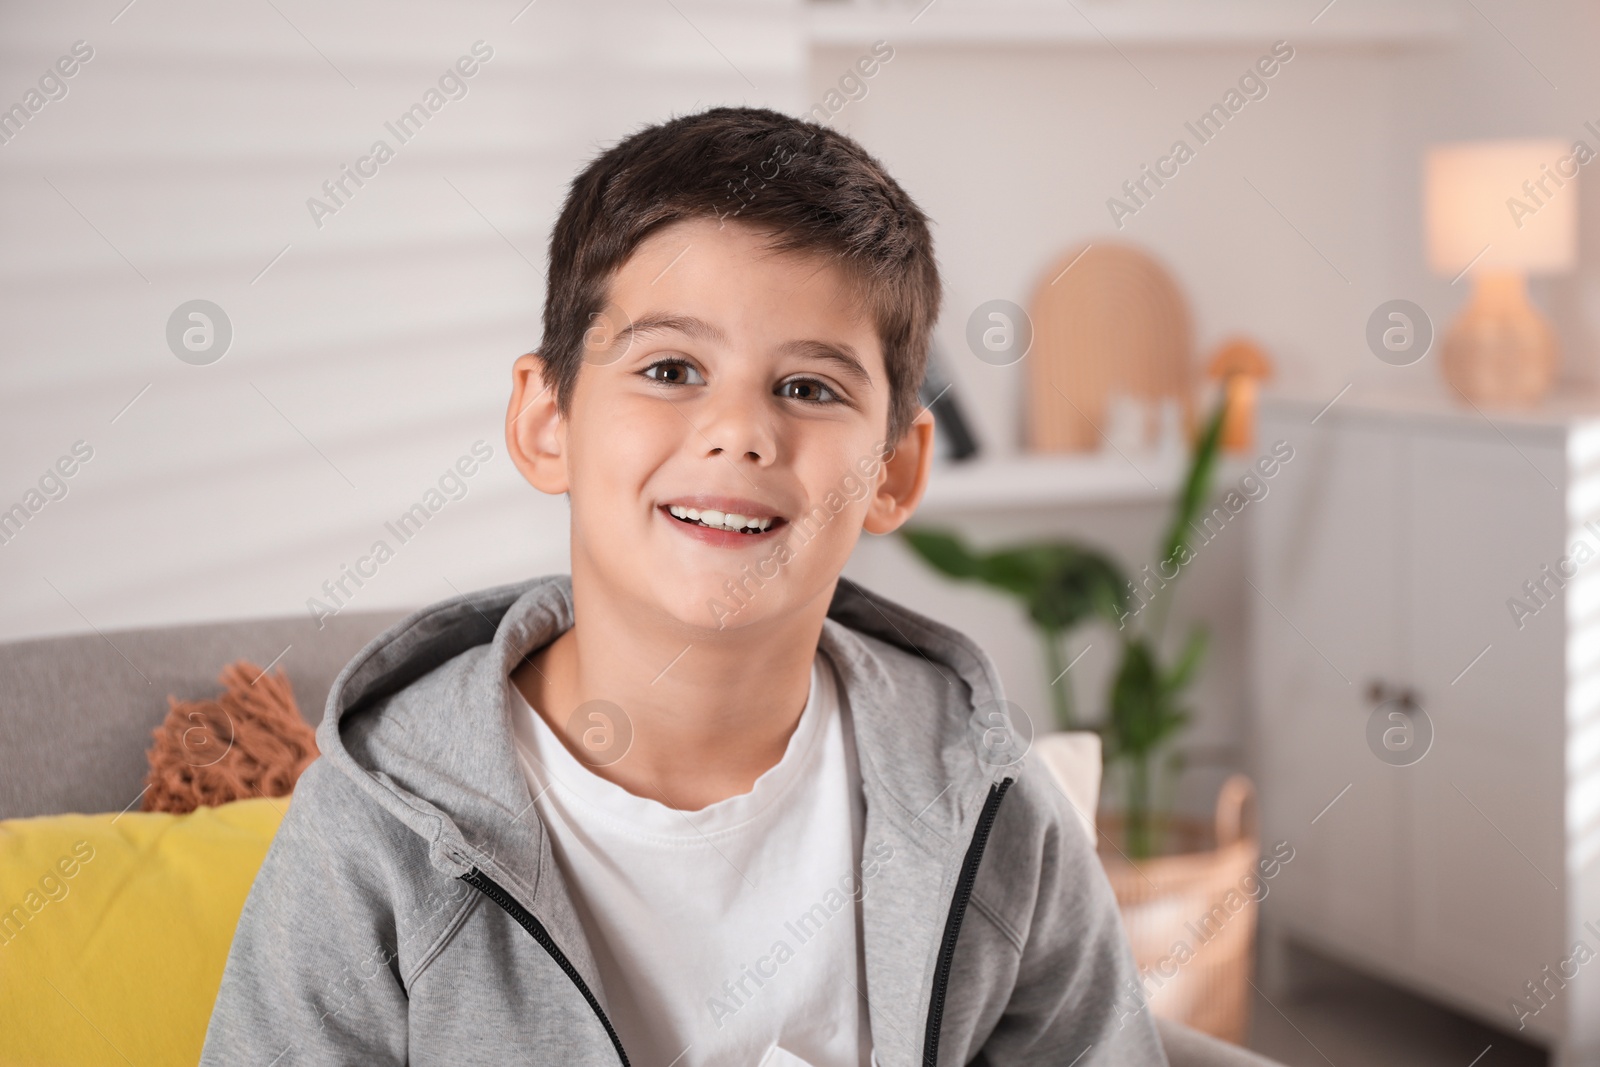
902,395,1264,1043
1102,395,1227,858
902,395,1228,855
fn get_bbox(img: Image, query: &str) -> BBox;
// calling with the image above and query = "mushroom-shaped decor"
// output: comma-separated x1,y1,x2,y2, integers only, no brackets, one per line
1206,338,1273,452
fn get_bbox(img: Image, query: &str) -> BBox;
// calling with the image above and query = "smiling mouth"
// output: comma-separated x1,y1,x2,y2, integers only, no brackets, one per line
666,504,778,534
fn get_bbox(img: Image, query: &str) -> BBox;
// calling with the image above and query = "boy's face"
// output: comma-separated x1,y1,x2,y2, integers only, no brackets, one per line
510,216,928,633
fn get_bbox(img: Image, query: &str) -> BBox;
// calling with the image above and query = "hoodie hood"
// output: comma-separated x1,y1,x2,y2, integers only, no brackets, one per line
312,573,1025,1058
315,574,1015,889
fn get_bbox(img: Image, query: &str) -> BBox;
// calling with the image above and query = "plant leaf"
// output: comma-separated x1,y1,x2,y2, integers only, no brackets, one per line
1165,626,1209,691
902,530,1131,638
1106,635,1193,762
975,545,1060,597
1159,392,1229,571
900,528,983,579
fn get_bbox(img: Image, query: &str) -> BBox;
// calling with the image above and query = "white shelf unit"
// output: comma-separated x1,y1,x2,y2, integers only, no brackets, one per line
804,0,1462,47
1251,393,1600,1065
915,449,1250,515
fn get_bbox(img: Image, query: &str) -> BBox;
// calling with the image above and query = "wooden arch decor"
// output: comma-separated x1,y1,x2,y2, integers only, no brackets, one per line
1025,242,1193,452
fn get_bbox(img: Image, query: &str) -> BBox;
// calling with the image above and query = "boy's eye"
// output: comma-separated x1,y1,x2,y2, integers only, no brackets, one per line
642,360,705,386
777,377,839,404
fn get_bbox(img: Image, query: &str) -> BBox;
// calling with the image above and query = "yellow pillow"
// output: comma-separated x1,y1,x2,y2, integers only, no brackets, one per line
0,796,286,1066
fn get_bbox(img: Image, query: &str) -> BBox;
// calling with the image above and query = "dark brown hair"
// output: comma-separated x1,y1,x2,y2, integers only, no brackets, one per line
538,106,941,443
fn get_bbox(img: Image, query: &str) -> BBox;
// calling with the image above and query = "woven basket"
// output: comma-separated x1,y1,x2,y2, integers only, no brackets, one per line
1097,775,1259,1043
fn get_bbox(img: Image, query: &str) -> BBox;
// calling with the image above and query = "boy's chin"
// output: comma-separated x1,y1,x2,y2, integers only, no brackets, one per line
651,573,806,635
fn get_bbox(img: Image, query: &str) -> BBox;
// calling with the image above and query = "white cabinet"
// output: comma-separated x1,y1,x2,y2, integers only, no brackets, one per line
1251,394,1600,1064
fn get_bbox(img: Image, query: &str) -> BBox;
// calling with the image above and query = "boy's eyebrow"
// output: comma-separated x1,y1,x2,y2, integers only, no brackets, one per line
773,339,874,390
617,313,874,389
617,313,724,347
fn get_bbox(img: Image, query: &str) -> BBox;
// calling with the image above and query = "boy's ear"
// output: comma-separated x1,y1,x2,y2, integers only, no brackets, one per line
863,407,936,535
506,352,570,495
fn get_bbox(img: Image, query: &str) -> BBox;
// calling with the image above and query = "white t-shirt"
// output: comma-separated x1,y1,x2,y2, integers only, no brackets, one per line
507,654,869,1067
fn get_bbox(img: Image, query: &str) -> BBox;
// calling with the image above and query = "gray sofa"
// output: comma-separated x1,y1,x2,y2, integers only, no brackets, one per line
0,608,1280,1067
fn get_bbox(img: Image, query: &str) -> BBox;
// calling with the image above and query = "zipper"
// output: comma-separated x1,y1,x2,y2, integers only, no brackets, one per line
922,777,1014,1067
459,866,631,1067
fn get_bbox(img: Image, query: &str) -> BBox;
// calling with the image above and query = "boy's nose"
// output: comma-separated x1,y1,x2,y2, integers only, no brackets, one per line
695,395,777,466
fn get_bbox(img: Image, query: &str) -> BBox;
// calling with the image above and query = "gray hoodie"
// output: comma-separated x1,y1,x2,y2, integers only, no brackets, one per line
199,575,1167,1066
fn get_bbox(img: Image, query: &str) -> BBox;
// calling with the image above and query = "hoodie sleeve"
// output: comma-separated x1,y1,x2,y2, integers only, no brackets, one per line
199,758,409,1067
974,772,1170,1067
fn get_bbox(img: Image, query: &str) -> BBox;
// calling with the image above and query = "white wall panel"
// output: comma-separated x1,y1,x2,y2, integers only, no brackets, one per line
0,0,804,640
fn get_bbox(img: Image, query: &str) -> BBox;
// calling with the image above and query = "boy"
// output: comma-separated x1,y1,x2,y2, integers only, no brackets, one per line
201,107,1165,1066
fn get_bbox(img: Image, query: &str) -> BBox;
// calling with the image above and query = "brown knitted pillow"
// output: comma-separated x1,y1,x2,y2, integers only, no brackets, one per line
142,660,320,814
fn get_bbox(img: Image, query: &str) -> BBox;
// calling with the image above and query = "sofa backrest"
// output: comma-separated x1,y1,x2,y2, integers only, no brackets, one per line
0,610,408,820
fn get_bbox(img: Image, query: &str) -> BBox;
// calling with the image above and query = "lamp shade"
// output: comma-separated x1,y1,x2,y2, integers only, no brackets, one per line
1425,138,1577,277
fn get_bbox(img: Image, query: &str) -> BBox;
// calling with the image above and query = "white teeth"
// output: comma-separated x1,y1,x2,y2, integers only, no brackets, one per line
666,504,774,533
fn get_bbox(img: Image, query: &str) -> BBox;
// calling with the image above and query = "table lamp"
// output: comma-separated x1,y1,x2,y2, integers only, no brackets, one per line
1425,138,1577,406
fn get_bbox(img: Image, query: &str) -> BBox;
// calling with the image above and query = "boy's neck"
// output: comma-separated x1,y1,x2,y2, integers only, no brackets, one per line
509,573,834,810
